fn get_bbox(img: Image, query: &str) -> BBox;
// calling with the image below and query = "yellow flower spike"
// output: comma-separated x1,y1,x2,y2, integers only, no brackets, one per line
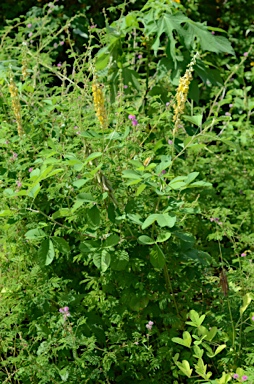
173,52,199,133
92,77,108,128
8,72,23,137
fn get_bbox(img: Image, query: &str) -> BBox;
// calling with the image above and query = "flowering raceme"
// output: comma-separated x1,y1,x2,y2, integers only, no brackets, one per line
173,52,199,131
92,77,108,128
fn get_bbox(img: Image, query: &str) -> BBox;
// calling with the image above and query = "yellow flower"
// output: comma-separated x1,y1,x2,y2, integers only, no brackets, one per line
9,73,23,136
173,52,199,132
92,77,107,128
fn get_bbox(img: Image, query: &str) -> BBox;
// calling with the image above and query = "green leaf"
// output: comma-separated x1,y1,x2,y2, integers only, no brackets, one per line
27,183,41,199
0,210,13,217
172,331,192,348
93,250,111,272
138,235,155,245
85,152,102,163
38,238,55,265
186,310,206,327
87,205,101,228
240,293,254,315
205,327,217,341
156,232,171,243
77,193,96,203
176,360,193,378
136,183,147,196
142,213,176,229
52,237,70,254
156,214,176,228
122,170,142,179
103,234,120,248
52,208,72,219
150,244,165,269
72,179,88,189
111,250,129,271
183,115,202,127
95,53,110,71
25,228,47,240
206,344,226,358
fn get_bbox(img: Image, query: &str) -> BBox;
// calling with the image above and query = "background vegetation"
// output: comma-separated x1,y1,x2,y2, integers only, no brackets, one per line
0,0,253,383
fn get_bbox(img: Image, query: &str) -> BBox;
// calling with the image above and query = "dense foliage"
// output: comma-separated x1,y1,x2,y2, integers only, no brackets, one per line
0,0,253,383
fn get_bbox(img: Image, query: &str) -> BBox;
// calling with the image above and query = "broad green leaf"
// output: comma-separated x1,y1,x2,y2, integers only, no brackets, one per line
25,228,47,240
38,238,55,265
150,244,165,269
0,210,13,217
240,293,254,315
77,193,96,203
27,183,41,199
103,234,120,248
136,183,147,196
138,235,155,245
72,179,88,189
206,344,226,358
156,214,176,228
87,205,101,228
52,208,72,219
142,214,158,229
95,53,110,70
176,360,192,378
52,237,70,254
172,331,192,348
187,310,205,327
122,170,142,179
93,250,111,272
183,115,202,127
111,250,129,271
205,327,217,341
142,213,176,229
85,152,102,163
156,232,171,243
101,250,111,272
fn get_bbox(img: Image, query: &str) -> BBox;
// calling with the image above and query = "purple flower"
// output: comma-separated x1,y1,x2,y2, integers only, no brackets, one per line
251,316,254,321
168,139,173,145
138,54,142,59
59,306,70,320
53,42,58,48
123,85,128,89
243,52,248,57
146,320,154,330
241,253,247,257
29,167,33,172
160,170,166,175
242,376,248,381
28,32,33,38
27,23,32,28
90,24,97,29
225,112,231,116
233,374,239,379
211,31,215,35
229,104,233,108
128,114,136,120
12,152,18,159
16,181,22,188
59,41,64,46
57,63,62,67
166,102,170,107
131,119,138,126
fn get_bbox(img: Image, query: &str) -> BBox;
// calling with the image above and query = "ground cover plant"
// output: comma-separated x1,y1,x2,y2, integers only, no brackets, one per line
0,0,254,383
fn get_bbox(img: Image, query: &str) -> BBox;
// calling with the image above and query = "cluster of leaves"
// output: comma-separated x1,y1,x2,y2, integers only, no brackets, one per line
0,0,253,383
